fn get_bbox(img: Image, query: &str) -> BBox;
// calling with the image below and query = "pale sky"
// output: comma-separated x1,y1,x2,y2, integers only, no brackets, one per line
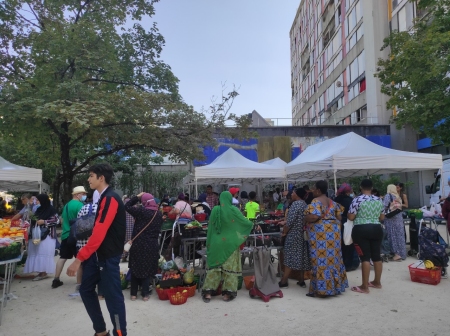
153,0,301,125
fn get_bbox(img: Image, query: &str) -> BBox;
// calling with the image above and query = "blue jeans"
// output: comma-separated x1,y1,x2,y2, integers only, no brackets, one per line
80,254,127,336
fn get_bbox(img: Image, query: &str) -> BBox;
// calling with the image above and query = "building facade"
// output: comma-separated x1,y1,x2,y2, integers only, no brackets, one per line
290,0,421,130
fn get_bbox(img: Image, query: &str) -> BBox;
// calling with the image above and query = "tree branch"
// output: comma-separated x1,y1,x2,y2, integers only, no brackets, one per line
82,78,146,91
46,119,61,137
69,128,91,148
74,0,92,24
27,4,46,30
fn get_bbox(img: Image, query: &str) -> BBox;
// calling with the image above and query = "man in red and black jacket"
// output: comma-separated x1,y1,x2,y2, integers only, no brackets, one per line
67,163,126,336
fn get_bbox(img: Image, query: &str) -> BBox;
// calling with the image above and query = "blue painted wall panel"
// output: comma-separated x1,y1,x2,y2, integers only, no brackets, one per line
365,135,391,148
417,137,433,150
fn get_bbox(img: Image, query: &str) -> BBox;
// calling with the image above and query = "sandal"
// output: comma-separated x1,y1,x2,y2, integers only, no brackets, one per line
368,282,382,289
130,296,137,301
143,296,150,302
32,275,48,281
351,286,369,294
202,295,211,303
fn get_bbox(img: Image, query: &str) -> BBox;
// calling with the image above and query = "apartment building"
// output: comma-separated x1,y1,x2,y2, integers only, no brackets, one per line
290,0,420,131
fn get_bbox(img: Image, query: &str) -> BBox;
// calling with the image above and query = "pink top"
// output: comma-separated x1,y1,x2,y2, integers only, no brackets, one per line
174,201,192,218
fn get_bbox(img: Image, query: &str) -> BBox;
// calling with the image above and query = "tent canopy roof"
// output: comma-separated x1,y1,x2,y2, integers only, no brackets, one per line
0,156,43,192
261,157,288,168
286,132,442,180
195,148,285,180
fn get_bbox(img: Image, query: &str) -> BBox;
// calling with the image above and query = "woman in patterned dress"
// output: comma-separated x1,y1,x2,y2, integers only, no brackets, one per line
305,180,348,298
125,192,163,301
384,184,406,261
201,191,253,303
279,188,311,288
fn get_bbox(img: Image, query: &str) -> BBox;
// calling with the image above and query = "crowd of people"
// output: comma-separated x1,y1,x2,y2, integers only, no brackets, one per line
6,161,419,336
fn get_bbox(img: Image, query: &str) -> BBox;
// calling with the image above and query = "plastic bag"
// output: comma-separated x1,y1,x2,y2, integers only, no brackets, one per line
174,256,184,270
161,260,177,271
433,203,442,216
32,226,41,245
343,220,354,245
430,203,436,215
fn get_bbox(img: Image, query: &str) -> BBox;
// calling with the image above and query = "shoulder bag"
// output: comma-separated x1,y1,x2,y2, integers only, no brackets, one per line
124,209,159,252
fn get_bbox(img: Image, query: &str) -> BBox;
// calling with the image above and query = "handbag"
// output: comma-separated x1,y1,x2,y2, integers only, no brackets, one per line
124,208,159,252
385,194,402,218
343,220,354,245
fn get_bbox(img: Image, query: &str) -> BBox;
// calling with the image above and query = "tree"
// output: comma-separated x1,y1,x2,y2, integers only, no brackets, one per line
0,0,251,207
376,0,450,145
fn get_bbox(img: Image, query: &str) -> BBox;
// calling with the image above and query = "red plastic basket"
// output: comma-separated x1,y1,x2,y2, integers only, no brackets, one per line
155,287,169,301
180,283,197,298
244,276,255,290
168,213,177,220
408,264,442,285
169,291,189,305
194,213,207,222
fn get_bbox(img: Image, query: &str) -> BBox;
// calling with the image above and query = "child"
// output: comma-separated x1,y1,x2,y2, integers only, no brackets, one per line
245,191,260,219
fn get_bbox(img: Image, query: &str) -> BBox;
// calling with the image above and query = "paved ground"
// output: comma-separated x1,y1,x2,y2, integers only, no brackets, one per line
0,223,448,336
1,251,449,336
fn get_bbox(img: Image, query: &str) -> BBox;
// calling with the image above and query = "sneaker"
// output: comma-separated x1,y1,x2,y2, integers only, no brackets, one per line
68,284,81,297
51,279,63,288
278,281,288,288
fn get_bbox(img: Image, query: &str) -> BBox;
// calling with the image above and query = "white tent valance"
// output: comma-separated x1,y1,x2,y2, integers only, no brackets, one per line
286,132,443,181
0,156,43,192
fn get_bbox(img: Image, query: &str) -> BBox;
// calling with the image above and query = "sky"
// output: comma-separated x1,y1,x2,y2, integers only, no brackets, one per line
151,0,301,125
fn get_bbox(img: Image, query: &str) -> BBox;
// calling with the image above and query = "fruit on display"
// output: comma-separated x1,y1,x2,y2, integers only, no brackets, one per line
162,270,180,280
183,268,195,284
424,260,435,269
0,219,26,239
185,221,202,229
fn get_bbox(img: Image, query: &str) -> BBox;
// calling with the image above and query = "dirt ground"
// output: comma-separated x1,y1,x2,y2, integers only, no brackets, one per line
1,224,449,336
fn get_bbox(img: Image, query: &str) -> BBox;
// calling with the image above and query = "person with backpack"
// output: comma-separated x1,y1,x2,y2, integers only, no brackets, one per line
52,186,87,289
384,184,405,261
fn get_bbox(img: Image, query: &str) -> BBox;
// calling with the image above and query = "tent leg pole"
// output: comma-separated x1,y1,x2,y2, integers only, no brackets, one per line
195,180,198,200
334,171,337,195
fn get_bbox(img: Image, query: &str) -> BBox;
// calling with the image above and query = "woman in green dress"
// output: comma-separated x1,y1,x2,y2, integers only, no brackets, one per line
202,191,253,303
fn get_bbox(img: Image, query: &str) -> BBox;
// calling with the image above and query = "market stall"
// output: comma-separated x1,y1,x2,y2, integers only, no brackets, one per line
286,132,443,190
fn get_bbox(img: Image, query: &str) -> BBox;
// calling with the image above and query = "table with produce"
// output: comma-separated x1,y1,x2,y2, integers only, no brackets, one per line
0,219,26,325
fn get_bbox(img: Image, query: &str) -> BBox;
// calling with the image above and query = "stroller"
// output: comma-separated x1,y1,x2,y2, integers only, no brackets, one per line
418,219,449,276
248,246,283,302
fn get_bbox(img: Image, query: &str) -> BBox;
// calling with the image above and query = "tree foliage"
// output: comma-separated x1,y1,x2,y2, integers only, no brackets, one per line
376,0,450,145
0,0,251,206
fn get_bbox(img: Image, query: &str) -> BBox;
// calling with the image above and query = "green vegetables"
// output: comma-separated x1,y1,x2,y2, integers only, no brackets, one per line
0,242,22,261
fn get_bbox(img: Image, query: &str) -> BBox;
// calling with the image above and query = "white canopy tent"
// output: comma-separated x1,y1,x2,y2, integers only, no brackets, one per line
261,157,288,168
193,148,287,198
286,132,443,190
0,156,44,192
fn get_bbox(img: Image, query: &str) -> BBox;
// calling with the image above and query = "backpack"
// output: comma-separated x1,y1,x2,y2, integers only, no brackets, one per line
70,204,96,241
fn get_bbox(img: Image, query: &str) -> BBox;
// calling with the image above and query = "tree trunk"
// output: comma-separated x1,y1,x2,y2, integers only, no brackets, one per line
59,122,74,206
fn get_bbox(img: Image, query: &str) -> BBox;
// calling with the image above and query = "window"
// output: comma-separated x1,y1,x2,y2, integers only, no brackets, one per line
355,1,362,23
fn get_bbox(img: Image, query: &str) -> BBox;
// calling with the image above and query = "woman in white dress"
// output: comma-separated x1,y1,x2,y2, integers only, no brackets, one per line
24,194,60,281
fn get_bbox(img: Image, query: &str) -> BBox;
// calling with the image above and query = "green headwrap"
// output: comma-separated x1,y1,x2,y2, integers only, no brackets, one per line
206,191,253,269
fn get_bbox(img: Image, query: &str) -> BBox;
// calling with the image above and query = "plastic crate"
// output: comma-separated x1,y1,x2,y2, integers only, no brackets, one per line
408,264,442,285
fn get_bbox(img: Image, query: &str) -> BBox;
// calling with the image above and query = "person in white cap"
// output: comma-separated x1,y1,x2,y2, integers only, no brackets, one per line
52,186,87,289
